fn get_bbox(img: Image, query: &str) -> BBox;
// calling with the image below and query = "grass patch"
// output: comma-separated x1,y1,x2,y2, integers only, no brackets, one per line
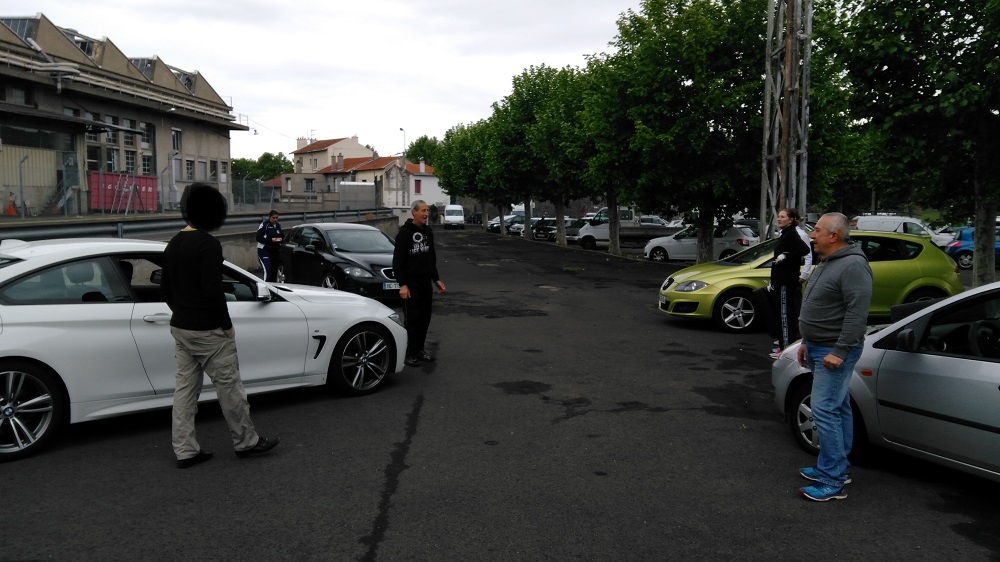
561,267,582,274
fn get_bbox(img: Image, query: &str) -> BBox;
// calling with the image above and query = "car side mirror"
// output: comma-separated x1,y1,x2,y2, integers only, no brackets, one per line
896,328,918,352
150,269,162,284
255,282,271,301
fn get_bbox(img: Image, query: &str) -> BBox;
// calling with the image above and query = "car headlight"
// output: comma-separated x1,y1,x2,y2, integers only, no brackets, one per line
342,266,374,279
388,312,404,328
674,280,709,292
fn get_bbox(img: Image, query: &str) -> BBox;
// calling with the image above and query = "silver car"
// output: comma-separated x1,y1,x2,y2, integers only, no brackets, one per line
772,281,1000,483
644,224,759,262
0,238,407,461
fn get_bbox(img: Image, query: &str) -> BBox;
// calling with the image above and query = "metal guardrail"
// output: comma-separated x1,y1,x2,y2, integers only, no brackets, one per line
0,208,395,241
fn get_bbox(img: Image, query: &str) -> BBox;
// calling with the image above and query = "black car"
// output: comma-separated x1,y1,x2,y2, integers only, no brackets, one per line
529,218,566,241
277,223,399,300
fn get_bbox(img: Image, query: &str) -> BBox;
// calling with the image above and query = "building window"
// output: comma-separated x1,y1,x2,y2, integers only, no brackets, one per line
106,148,119,171
85,112,99,142
209,161,218,181
125,150,136,173
86,146,101,172
104,116,118,144
63,107,80,117
139,122,152,146
185,160,195,181
171,129,182,151
141,154,152,176
305,178,315,192
220,161,228,182
7,86,28,105
123,119,135,147
197,160,207,181
414,179,422,195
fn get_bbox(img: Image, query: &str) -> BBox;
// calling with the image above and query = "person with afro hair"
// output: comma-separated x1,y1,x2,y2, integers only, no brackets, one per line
161,183,279,468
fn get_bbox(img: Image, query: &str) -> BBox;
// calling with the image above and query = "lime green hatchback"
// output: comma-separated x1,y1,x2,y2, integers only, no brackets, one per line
657,231,964,333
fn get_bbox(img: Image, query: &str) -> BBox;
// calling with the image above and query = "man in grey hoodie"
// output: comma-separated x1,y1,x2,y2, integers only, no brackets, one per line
795,212,872,502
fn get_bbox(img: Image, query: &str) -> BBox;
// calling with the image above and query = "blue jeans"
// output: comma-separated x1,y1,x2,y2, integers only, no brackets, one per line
805,341,862,487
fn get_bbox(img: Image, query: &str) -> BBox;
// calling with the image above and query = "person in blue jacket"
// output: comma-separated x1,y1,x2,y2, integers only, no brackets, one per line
256,210,283,282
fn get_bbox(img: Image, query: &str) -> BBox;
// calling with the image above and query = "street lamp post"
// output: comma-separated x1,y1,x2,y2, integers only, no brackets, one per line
399,127,406,157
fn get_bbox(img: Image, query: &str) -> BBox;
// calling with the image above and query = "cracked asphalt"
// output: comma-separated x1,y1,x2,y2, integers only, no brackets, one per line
4,229,998,561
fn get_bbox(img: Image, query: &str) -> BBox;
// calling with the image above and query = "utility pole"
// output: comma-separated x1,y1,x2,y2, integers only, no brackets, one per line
760,0,812,238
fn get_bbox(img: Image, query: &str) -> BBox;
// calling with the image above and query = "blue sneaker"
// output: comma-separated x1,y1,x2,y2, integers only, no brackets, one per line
800,483,847,502
799,466,852,485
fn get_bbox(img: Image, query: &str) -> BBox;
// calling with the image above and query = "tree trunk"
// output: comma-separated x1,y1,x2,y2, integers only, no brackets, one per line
696,213,715,263
554,199,566,245
973,118,1000,287
608,189,621,256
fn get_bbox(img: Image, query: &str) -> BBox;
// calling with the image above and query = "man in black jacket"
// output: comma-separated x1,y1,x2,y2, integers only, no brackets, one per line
392,200,446,367
162,183,279,468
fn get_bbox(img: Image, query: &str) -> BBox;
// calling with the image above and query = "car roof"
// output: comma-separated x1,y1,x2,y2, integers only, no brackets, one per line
0,238,166,261
299,223,379,231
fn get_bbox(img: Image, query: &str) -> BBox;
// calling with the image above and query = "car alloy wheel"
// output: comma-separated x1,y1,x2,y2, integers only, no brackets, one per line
276,264,287,283
788,382,820,454
712,289,757,332
328,324,394,396
955,251,973,270
649,247,668,261
321,272,339,290
0,363,65,461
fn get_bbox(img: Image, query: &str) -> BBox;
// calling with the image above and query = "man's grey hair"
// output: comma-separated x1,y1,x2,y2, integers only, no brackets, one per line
411,199,427,211
824,212,851,242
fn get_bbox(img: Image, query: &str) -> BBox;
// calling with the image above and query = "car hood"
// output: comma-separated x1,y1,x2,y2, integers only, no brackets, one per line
668,258,765,284
332,251,393,269
273,283,387,306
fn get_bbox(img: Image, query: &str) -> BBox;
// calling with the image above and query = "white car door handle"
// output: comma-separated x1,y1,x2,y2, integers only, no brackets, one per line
142,313,172,324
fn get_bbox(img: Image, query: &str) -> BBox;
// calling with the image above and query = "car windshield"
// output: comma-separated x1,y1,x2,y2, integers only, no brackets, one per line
446,209,463,216
720,238,779,264
325,229,394,253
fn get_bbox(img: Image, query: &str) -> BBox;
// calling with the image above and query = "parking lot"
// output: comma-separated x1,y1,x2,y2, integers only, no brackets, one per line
4,229,998,560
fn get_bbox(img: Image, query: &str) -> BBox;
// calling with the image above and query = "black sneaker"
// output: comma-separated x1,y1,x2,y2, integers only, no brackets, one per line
236,436,280,458
177,450,213,469
415,351,435,362
404,355,422,367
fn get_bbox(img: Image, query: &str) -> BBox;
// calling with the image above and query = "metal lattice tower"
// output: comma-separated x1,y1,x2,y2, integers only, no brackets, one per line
760,0,813,237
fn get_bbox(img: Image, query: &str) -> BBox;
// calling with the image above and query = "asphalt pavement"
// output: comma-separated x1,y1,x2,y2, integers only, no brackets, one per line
3,229,998,561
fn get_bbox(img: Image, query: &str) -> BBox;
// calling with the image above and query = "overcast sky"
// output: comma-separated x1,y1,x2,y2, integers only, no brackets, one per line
24,0,644,161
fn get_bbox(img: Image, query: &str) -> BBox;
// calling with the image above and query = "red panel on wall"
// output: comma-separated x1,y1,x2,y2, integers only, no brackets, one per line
88,172,158,212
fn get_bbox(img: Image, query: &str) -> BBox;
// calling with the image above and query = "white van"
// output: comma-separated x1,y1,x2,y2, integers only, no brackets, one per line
443,205,465,229
853,215,950,247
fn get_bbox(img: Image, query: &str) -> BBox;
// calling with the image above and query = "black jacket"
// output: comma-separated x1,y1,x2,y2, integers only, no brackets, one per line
771,224,810,286
392,219,440,288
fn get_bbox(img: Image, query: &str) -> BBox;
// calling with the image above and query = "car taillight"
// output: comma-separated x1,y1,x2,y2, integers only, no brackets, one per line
738,238,750,246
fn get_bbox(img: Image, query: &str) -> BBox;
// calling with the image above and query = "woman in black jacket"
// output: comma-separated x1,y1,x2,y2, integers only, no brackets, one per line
769,208,811,357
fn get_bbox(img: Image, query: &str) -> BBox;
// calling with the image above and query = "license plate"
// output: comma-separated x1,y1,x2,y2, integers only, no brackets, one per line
384,282,400,290
659,294,666,305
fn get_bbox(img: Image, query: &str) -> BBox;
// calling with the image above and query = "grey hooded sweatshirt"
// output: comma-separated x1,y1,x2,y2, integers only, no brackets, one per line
798,243,873,359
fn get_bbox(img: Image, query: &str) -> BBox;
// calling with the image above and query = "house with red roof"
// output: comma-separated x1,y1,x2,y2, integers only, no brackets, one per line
273,136,444,221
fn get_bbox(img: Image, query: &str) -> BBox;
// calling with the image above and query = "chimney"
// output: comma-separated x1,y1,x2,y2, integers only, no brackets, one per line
296,136,309,149
419,157,426,174
336,153,344,170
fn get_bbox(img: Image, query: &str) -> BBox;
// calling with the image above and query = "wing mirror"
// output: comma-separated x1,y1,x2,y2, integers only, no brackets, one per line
896,328,918,352
255,282,271,301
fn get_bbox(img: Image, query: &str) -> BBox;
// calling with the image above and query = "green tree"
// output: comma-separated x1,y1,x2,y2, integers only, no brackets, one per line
840,0,1000,285
405,135,440,167
598,0,768,260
